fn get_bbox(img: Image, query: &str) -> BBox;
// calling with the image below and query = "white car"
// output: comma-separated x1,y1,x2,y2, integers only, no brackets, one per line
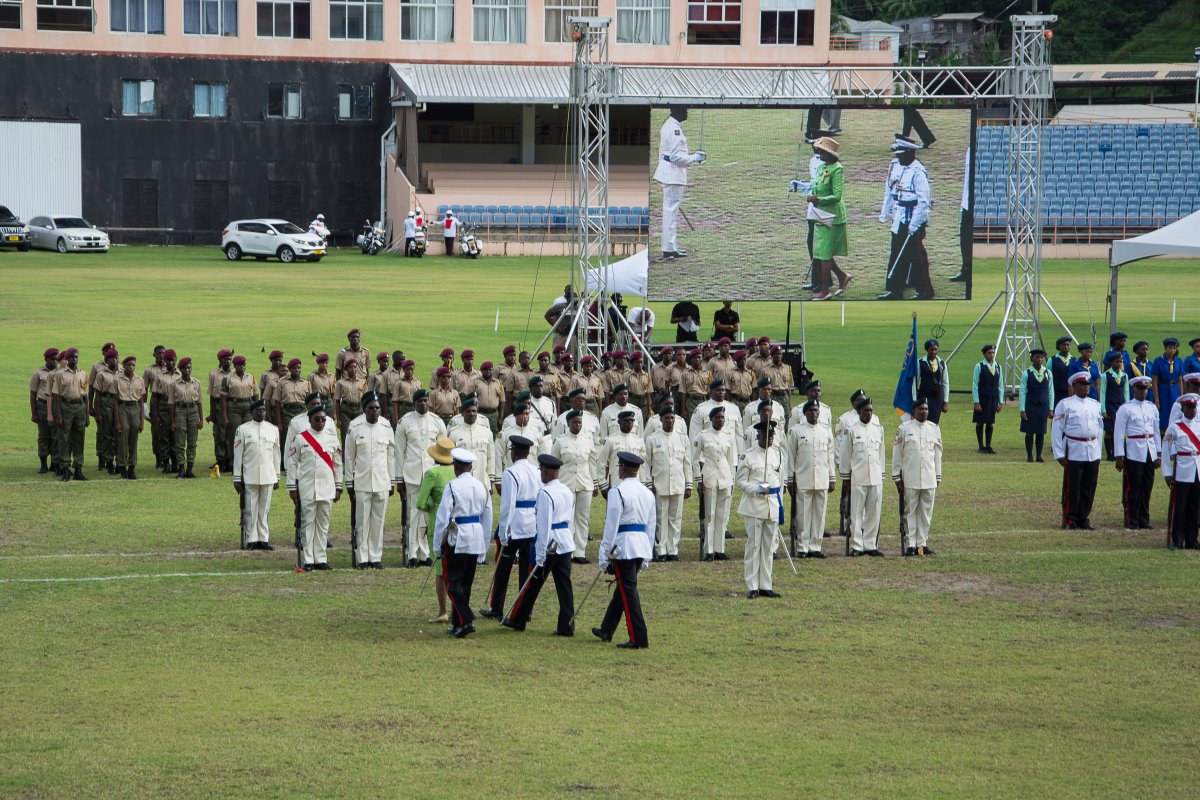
27,215,110,253
221,219,325,263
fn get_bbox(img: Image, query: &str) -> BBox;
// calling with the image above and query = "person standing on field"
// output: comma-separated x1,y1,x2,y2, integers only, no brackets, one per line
287,407,343,571
30,348,59,474
737,421,787,598
168,357,204,479
51,347,89,482
343,395,396,569
114,355,145,480
788,399,835,558
208,349,234,473
892,399,943,557
654,106,705,260
234,399,280,550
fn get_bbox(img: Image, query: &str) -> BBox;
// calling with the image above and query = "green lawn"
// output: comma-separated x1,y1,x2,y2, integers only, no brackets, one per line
0,246,1197,799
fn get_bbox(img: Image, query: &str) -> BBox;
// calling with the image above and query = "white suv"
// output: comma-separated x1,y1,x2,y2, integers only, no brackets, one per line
221,219,325,263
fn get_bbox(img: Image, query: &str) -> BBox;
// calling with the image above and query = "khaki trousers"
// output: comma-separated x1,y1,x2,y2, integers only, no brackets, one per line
904,487,936,549
97,394,116,463
795,488,829,553
655,492,684,556
243,484,274,543
116,402,141,468
225,399,252,462
152,395,171,463
35,398,54,461
173,405,200,465
355,489,390,564
57,399,86,468
703,486,732,555
405,481,430,560
301,497,331,564
572,488,592,557
210,398,227,466
743,516,776,591
850,482,882,552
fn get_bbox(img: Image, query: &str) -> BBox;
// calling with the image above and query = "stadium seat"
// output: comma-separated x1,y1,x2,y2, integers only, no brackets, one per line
497,205,510,214
437,204,449,214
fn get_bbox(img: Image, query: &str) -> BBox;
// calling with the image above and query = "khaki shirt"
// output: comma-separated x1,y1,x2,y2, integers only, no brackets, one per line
168,377,202,405
726,367,755,401
504,367,535,398
258,368,280,399
452,368,480,396
87,359,106,389
380,367,404,397
627,369,653,398
473,377,505,410
93,366,121,396
115,373,146,403
429,386,460,419
759,362,793,393
392,376,421,404
153,369,180,396
366,370,391,398
208,367,231,399
602,367,631,398
307,370,335,400
746,352,771,377
343,418,396,492
336,346,370,378
651,363,675,394
222,372,257,400
533,369,561,399
680,366,710,397
567,372,603,403
52,366,87,401
706,355,736,385
276,376,312,406
233,420,280,486
142,363,165,394
494,361,517,388
30,366,57,401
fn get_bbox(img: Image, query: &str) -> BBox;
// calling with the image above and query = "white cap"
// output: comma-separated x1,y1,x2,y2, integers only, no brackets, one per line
1068,371,1093,385
891,135,920,152
1130,376,1152,387
446,210,454,217
1184,372,1200,383
407,211,415,217
450,447,476,464
316,213,325,219
1181,393,1200,406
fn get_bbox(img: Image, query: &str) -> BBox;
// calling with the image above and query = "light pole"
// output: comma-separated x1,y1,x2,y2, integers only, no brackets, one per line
1193,46,1200,129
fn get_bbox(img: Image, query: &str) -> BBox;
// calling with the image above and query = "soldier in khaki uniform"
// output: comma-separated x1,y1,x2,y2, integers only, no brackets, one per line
233,399,280,549
333,359,366,441
308,353,336,417
473,361,505,433
746,336,772,377
706,337,737,385
114,355,145,479
627,352,654,419
576,355,604,418
760,345,795,418
51,347,89,481
453,349,480,396
504,351,535,413
430,347,455,388
151,349,180,472
258,349,285,404
367,352,392,422
650,348,676,405
429,367,460,426
91,348,121,474
343,394,396,568
645,408,693,561
168,357,204,478
335,328,370,380
495,344,518,390
680,349,710,419
727,350,755,412
206,349,234,472
602,350,632,405
391,359,421,422
221,355,257,464
275,358,312,436
86,342,115,469
141,345,166,468
533,352,562,406
381,350,406,425
29,347,60,473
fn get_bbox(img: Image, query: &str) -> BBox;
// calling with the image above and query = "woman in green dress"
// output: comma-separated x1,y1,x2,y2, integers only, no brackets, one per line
806,137,849,301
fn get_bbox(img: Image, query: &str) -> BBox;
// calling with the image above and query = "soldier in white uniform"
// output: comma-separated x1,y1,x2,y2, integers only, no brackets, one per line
449,398,497,491
690,379,743,440
1052,372,1104,530
878,136,934,300
598,410,647,491
891,399,943,557
643,394,686,440
789,380,833,431
1114,376,1161,530
483,436,540,619
432,449,493,637
654,106,705,259
787,399,835,558
594,452,657,649
1163,394,1200,549
526,376,558,432
645,408,693,561
838,396,886,557
742,378,786,442
233,399,280,550
737,421,788,598
286,407,343,571
692,406,739,561
503,453,577,635
601,383,645,439
394,389,448,562
553,387,602,440
496,403,550,469
551,409,600,564
343,394,396,569
834,389,880,539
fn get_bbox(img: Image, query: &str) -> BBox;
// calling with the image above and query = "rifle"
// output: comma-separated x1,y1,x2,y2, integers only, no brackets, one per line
568,546,616,629
349,487,359,568
293,477,305,571
697,480,706,560
502,544,553,625
841,479,852,556
897,482,909,554
239,488,247,551
788,485,798,555
401,486,411,564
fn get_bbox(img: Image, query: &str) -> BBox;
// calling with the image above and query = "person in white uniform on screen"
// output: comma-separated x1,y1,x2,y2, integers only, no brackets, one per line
654,106,705,260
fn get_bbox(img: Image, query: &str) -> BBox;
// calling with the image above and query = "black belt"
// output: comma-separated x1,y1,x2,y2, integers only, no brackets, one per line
60,398,83,404
119,400,139,406
479,406,499,413
228,397,251,404
283,403,305,413
175,402,198,408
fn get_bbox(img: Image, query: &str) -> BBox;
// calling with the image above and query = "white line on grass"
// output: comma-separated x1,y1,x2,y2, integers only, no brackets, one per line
0,570,286,585
0,549,250,561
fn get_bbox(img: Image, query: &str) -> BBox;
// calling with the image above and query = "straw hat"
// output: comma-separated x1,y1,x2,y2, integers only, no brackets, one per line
427,436,456,465
812,136,839,157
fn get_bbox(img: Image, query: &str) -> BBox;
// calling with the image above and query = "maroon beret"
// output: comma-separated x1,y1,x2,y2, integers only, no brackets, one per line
178,357,192,367
439,348,454,358
316,353,329,363
503,345,517,355
287,358,302,368
43,347,59,359
163,349,177,360
461,349,475,358
232,355,246,365
268,350,283,359
377,352,389,362
217,348,233,358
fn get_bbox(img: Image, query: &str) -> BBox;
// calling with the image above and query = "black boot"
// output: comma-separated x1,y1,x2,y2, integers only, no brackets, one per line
97,458,104,471
38,457,48,474
176,464,186,479
128,467,138,480
73,465,87,481
60,466,71,482
107,461,117,475
185,462,196,478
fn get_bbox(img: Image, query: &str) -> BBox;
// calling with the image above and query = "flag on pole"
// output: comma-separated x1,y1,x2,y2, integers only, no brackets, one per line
893,313,919,416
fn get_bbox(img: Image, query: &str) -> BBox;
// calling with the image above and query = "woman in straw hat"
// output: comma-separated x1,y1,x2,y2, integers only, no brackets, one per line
418,436,457,622
806,136,850,301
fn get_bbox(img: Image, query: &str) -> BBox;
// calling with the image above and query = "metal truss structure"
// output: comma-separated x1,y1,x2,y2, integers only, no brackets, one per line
569,14,1060,372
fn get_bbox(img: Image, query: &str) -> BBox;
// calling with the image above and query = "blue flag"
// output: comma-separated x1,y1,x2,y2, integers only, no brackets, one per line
893,315,919,416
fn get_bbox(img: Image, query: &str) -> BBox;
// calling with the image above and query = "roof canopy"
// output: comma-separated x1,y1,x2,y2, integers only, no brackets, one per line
1110,209,1200,267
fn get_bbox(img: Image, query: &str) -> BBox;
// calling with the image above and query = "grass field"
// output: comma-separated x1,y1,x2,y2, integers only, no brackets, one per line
2,246,1199,799
647,108,971,301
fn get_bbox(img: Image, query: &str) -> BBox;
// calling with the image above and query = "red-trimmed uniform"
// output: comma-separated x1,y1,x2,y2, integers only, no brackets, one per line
595,452,656,649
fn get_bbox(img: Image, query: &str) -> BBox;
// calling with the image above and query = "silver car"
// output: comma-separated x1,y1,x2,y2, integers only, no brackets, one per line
28,215,110,253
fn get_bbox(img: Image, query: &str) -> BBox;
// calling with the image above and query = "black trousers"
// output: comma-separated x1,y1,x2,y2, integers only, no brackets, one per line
959,208,973,277
884,222,931,296
675,330,698,343
444,548,478,628
902,107,936,147
1171,480,1200,548
1123,456,1156,528
1061,459,1100,528
488,537,533,615
600,558,648,647
510,552,574,633
917,395,944,425
444,236,455,255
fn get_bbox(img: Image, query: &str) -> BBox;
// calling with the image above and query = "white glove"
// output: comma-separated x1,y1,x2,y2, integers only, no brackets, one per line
757,483,770,495
879,213,890,224
598,559,609,574
692,151,706,165
477,553,487,565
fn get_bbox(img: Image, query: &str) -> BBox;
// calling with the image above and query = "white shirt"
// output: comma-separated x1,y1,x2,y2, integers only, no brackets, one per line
838,417,886,485
432,472,492,559
788,420,835,491
442,216,459,237
393,411,447,485
643,412,686,441
742,399,786,437
1113,399,1161,462
286,424,343,502
552,430,600,492
1051,394,1104,462
497,458,540,543
691,398,743,440
736,443,788,522
835,408,883,471
789,400,833,432
1163,416,1200,482
628,307,656,339
534,479,576,565
645,428,693,495
233,419,280,486
599,477,657,569
597,431,647,488
691,425,739,491
342,417,396,492
450,418,497,487
880,158,932,232
495,423,550,470
653,115,697,186
601,401,644,439
402,217,416,237
890,419,942,490
552,408,601,440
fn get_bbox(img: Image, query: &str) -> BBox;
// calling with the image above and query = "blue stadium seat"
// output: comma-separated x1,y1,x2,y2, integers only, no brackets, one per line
504,213,519,227
497,205,510,214
521,205,535,215
534,205,547,214
618,206,632,215
437,204,449,214
450,204,462,214
516,213,531,229
486,205,498,214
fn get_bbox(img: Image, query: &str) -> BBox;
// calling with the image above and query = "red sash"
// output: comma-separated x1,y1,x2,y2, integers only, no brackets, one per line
1176,421,1200,455
299,430,336,473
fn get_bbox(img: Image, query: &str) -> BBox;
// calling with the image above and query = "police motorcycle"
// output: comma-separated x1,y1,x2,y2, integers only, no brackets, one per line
308,213,330,247
458,223,483,259
357,219,386,255
409,222,427,257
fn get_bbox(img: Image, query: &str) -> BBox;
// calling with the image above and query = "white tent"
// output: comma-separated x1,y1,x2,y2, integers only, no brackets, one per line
1107,210,1200,333
584,249,648,297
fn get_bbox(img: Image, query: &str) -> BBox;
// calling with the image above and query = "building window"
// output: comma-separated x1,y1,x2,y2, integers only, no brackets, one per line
687,0,740,44
759,0,812,45
616,0,668,44
0,0,23,30
37,0,93,31
267,83,302,119
473,0,524,43
185,0,238,35
111,0,164,32
194,82,228,117
257,0,309,38
121,79,157,116
330,0,382,39
122,179,159,227
401,0,452,40
544,0,595,43
338,85,373,121
193,181,230,232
